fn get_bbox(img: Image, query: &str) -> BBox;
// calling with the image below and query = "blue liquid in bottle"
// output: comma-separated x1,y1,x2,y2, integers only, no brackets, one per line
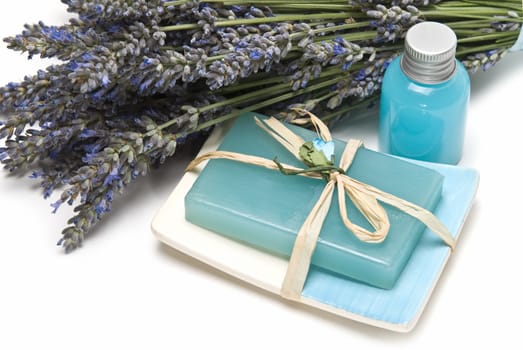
379,22,470,165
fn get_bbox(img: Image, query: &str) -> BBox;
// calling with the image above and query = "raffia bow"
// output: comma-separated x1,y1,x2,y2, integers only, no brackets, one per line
186,110,455,301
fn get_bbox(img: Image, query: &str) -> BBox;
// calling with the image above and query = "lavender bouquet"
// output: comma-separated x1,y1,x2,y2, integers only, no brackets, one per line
0,0,521,252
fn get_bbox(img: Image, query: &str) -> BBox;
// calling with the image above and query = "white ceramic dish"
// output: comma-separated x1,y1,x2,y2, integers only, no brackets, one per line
151,122,479,332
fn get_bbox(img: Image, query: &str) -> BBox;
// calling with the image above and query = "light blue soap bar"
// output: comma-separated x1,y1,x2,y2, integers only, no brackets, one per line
185,113,444,289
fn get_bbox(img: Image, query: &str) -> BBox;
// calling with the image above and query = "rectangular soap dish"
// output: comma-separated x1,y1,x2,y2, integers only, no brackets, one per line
151,120,479,332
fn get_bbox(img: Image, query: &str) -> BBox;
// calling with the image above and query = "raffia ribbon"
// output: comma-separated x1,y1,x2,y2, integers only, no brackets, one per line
186,111,455,301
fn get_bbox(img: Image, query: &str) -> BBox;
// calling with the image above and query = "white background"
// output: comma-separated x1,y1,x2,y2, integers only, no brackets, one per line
1,2,522,349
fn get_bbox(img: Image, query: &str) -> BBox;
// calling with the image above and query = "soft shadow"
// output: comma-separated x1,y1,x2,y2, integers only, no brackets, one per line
469,51,523,103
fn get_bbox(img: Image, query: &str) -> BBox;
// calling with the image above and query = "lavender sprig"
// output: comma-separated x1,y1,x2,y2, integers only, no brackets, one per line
61,0,178,25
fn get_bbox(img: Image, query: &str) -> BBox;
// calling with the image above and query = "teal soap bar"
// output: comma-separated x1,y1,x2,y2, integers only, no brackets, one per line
185,113,444,289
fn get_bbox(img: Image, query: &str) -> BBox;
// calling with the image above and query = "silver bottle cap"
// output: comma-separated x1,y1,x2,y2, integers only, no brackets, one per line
400,22,457,84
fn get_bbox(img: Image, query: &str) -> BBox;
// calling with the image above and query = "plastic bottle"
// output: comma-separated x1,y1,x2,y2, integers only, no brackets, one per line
379,22,470,165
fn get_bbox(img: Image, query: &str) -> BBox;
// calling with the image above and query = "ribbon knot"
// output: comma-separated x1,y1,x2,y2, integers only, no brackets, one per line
186,110,456,301
329,171,340,182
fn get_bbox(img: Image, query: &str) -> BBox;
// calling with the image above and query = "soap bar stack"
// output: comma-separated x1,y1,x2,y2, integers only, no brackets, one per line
185,113,444,289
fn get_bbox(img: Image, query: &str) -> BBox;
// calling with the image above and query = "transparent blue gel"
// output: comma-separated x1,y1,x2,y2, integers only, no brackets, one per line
379,56,470,165
185,113,444,289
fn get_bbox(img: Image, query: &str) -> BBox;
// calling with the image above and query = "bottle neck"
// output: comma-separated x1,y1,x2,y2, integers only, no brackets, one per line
400,53,457,85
